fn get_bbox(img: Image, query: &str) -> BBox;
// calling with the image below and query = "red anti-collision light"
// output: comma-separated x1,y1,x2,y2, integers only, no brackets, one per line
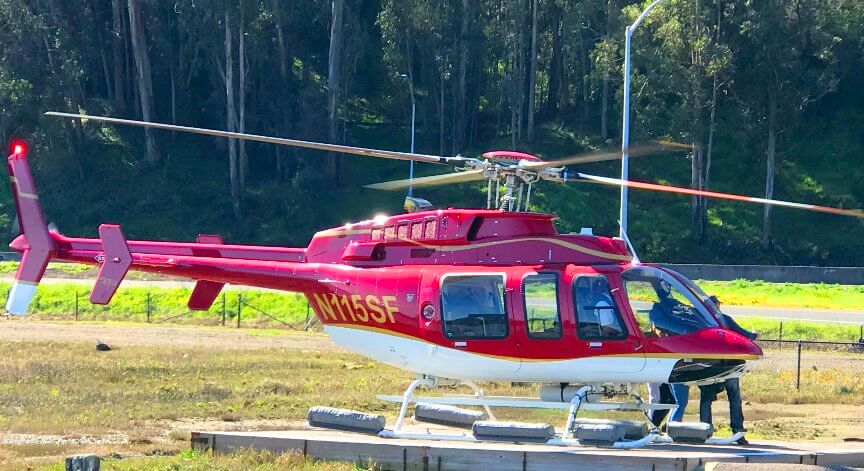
10,142,26,156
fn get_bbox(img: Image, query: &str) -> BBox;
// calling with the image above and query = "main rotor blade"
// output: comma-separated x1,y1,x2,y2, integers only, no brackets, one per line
525,141,692,169
572,172,864,219
365,169,486,191
45,112,461,165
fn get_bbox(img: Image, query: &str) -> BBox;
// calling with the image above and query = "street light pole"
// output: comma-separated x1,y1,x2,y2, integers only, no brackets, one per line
409,91,416,197
619,0,668,238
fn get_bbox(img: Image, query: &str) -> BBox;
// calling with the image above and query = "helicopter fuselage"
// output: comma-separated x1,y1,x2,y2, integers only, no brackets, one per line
29,208,762,386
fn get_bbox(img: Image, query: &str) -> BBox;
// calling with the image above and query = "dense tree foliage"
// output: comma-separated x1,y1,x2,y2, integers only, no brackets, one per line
0,0,862,265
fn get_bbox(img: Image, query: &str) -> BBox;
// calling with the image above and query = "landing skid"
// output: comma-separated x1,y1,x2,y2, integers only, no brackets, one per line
376,376,678,448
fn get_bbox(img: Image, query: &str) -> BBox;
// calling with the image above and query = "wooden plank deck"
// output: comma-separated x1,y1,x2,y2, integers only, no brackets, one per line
191,427,864,470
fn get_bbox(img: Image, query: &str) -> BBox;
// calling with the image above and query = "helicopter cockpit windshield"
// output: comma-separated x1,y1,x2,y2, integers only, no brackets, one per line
622,266,718,336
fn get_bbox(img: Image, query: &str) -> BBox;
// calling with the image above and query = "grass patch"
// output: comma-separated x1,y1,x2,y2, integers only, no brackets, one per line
696,279,864,310
0,334,857,468
741,318,864,342
0,282,310,327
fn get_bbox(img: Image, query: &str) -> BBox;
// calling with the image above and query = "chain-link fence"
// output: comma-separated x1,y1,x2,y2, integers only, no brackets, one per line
0,284,317,330
2,281,864,394
754,339,864,392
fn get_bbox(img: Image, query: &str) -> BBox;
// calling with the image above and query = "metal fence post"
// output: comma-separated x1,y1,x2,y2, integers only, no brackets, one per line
74,290,79,321
237,293,242,329
146,291,151,323
304,301,311,331
221,293,227,326
779,322,783,344
796,340,802,390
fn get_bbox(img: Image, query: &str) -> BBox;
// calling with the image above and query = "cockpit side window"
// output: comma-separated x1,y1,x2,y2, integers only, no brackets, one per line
573,275,628,340
622,266,719,337
441,274,508,340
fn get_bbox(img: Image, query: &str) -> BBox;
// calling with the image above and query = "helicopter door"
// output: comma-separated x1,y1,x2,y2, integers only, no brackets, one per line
571,273,646,375
436,273,521,377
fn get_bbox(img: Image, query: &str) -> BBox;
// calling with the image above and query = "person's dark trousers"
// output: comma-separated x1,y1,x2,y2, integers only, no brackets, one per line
699,382,723,426
699,378,745,433
725,378,745,433
651,383,676,427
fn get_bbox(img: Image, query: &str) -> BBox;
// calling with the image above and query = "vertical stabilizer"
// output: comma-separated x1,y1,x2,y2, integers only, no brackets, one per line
6,144,55,315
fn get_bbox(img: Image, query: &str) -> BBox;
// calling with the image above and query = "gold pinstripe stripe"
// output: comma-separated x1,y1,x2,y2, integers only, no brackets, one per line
398,236,631,261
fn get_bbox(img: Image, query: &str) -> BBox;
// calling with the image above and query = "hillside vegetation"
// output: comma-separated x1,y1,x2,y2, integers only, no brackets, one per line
0,0,862,265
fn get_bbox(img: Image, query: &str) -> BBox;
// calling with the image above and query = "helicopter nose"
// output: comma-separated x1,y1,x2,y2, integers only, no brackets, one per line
725,328,763,358
666,328,762,383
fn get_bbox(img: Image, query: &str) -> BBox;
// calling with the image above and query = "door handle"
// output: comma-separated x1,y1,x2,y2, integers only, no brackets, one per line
634,343,644,351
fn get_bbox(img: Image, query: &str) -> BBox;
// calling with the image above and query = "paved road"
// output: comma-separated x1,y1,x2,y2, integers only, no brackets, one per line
721,305,864,324
8,278,864,324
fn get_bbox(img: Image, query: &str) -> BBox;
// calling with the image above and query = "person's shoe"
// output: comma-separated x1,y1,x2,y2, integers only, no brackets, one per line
735,436,749,445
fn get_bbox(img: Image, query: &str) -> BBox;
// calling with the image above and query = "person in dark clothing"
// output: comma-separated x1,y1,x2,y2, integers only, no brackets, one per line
699,378,746,436
699,295,757,445
650,383,677,428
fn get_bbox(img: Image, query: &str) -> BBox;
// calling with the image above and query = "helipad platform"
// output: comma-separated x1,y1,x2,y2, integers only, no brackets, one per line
191,428,864,470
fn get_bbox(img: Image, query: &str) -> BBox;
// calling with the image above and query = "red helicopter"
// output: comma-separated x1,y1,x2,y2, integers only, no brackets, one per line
5,112,863,447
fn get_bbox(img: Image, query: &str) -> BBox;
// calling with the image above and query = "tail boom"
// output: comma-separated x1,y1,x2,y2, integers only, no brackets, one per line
42,232,320,293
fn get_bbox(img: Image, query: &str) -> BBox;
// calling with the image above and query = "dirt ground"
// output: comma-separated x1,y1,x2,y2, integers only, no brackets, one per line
0,318,337,351
1,320,864,469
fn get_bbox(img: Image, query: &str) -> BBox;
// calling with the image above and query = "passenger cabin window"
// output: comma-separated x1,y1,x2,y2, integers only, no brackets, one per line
441,275,508,340
523,273,562,339
573,276,627,340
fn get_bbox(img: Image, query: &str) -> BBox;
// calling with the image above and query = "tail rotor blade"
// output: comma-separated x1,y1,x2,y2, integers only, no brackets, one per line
572,172,864,219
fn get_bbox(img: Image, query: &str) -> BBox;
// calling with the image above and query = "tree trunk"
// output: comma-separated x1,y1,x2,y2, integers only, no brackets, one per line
600,0,613,140
327,0,345,179
690,0,706,240
127,0,158,164
170,68,176,127
546,1,563,116
225,9,241,219
579,31,590,124
762,88,777,246
701,0,722,221
112,0,126,111
273,0,289,81
690,140,705,239
439,66,446,156
526,0,538,142
455,0,471,153
600,71,609,139
239,12,248,189
702,72,718,218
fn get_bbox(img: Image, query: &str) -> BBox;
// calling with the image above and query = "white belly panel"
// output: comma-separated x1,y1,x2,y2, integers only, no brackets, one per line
324,325,676,383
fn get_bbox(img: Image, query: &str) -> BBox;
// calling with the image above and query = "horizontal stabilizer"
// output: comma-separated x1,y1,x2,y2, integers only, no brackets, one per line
90,224,132,304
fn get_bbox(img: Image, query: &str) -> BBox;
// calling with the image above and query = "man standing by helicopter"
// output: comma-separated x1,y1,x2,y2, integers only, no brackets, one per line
698,295,758,445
